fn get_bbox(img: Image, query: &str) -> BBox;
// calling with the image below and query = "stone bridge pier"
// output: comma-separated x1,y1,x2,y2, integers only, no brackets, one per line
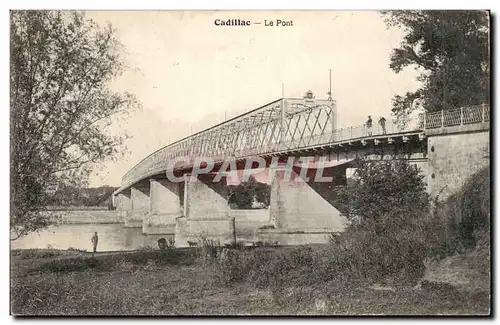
143,178,181,235
126,182,150,228
115,190,131,224
174,173,236,247
258,161,351,245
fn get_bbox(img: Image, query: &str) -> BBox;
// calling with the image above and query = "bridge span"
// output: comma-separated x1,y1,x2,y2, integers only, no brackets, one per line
113,96,490,247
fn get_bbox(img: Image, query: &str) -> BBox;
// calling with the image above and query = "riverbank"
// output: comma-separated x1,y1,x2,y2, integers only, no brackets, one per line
11,247,490,315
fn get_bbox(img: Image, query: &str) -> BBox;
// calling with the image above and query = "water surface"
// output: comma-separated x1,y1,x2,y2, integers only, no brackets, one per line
10,224,172,252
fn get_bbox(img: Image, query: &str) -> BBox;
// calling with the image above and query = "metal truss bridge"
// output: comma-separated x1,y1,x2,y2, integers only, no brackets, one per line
120,96,490,189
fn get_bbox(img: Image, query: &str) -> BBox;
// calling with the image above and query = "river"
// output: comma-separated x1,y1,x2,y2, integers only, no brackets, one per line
10,224,175,252
11,212,268,252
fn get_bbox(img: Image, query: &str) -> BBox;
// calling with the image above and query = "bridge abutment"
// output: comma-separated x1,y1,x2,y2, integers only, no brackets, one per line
143,178,181,235
174,173,236,247
426,124,489,201
258,164,350,245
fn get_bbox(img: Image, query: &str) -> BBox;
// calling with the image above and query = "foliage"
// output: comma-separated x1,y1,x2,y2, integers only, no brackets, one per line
208,246,319,287
47,185,118,207
338,159,429,226
381,11,489,119
10,11,140,239
431,166,490,255
228,175,270,209
330,224,427,286
329,158,433,285
470,229,490,276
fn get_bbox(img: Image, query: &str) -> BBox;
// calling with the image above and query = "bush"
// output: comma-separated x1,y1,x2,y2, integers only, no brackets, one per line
326,224,426,287
433,166,490,252
207,246,329,289
339,159,429,222
331,159,431,286
328,162,490,286
470,229,490,276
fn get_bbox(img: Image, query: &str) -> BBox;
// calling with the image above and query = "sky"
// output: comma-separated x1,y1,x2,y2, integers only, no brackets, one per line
84,10,421,187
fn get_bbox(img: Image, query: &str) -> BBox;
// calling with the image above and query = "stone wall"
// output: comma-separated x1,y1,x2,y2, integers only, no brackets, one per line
426,125,489,201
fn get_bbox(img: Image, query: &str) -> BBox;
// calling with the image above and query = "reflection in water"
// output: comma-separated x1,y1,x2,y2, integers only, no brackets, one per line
10,224,174,252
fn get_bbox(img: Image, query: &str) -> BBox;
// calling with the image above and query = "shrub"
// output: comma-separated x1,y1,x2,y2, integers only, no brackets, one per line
338,159,429,222
331,159,430,286
207,246,327,289
470,229,490,276
433,166,490,251
198,236,222,261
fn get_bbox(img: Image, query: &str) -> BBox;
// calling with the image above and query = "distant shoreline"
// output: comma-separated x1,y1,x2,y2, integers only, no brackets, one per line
45,208,122,225
49,221,124,225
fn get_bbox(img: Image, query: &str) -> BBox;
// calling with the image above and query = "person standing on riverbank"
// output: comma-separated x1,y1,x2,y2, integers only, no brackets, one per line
91,232,98,256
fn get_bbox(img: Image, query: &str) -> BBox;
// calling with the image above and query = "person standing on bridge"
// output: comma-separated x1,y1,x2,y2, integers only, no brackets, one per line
366,116,373,136
91,232,98,257
379,116,387,134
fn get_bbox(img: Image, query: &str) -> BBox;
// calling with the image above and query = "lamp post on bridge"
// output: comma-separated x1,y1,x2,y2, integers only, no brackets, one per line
327,69,337,140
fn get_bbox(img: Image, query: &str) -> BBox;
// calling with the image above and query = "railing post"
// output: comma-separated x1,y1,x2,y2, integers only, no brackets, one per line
460,107,464,125
350,126,353,139
441,110,444,127
482,103,485,122
423,112,426,130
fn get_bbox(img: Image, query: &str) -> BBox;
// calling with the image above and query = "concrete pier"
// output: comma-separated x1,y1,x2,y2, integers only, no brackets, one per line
259,164,350,245
126,184,150,228
143,178,181,235
115,191,131,224
174,174,235,247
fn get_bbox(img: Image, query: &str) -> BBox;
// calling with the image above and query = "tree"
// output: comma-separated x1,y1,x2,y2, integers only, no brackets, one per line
228,176,270,209
339,159,429,230
381,11,490,120
335,159,431,284
10,11,140,239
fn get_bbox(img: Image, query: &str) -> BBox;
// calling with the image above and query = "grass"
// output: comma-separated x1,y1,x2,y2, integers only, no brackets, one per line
10,248,88,260
11,245,490,316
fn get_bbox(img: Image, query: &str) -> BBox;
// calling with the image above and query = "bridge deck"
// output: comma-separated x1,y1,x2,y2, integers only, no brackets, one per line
116,102,490,193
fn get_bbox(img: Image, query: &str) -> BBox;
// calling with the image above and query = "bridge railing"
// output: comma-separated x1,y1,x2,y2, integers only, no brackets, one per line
423,104,490,129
